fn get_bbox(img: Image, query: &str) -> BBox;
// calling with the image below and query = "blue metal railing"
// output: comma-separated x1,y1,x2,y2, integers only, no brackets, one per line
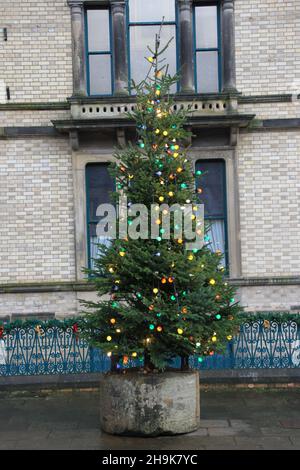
0,320,299,376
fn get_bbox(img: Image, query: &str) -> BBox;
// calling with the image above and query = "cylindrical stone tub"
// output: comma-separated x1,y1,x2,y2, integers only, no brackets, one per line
99,370,200,436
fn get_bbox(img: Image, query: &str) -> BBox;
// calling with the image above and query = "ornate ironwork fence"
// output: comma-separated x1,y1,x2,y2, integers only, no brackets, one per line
0,320,299,376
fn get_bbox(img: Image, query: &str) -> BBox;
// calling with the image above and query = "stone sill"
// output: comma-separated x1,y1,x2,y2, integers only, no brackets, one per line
68,91,240,104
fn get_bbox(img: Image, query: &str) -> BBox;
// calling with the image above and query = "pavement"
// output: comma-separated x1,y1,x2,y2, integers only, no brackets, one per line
0,386,300,450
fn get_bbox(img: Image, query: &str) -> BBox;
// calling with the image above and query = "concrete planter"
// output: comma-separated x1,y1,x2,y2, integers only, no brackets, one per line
99,370,200,436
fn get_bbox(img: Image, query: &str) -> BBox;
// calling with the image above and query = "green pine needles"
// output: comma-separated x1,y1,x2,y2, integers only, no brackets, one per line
81,35,243,371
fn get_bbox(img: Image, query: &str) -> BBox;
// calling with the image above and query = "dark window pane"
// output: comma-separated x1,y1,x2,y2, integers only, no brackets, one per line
195,6,218,49
89,54,112,95
196,50,219,93
129,0,175,22
196,160,225,218
86,164,114,222
130,24,176,90
87,9,110,52
86,164,114,265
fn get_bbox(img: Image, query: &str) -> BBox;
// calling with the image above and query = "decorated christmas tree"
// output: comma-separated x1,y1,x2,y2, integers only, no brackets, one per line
82,34,242,371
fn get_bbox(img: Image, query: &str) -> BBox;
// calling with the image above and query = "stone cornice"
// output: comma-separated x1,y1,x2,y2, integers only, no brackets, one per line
52,114,255,131
230,276,300,286
0,94,293,111
1,276,300,294
238,94,293,104
0,102,70,111
247,118,300,131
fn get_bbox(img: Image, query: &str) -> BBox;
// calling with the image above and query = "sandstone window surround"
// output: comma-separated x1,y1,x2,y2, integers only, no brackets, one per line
72,151,115,279
67,0,238,97
190,149,241,278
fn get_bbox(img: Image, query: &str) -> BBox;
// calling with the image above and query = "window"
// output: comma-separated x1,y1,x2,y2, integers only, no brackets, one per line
196,159,227,266
85,8,113,95
86,163,114,269
127,0,177,92
193,4,221,93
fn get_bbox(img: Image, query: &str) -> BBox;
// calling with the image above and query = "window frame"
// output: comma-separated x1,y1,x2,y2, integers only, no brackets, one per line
84,5,114,97
126,0,180,94
192,1,222,93
195,158,228,269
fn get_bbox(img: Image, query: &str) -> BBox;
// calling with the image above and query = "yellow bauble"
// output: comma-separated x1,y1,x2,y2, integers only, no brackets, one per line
110,318,116,324
163,131,168,136
227,335,232,340
209,279,216,285
212,336,217,342
132,352,137,357
107,352,112,357
148,56,154,63
153,288,159,294
119,251,126,257
177,238,183,244
155,128,160,134
159,196,164,202
188,254,194,261
177,328,183,335
106,336,112,342
168,191,174,197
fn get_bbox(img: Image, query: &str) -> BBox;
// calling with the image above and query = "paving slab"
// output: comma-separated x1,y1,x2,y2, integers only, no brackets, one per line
0,388,299,450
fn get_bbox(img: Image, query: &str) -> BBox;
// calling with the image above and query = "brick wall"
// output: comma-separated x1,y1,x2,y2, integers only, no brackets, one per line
238,130,300,277
0,291,78,318
239,100,300,120
235,0,300,95
0,1,299,317
0,0,73,102
1,1,299,101
0,109,71,126
238,284,300,312
0,137,76,283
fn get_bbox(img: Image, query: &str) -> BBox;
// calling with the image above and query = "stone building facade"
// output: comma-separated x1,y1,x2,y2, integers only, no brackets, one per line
0,0,299,319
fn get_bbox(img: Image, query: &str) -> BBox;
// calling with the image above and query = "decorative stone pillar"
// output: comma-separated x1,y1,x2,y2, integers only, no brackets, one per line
178,0,195,93
222,0,237,93
68,0,86,96
111,1,129,95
